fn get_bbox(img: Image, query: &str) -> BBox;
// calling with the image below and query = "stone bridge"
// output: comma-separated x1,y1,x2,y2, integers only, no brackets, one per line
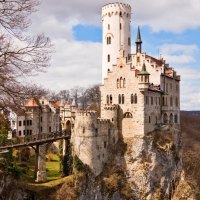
0,132,70,182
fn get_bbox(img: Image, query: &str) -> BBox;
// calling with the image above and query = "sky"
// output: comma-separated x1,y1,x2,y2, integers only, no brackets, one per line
27,0,200,110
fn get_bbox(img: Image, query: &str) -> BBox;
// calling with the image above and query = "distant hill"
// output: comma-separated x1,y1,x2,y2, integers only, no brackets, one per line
181,110,200,116
181,111,200,199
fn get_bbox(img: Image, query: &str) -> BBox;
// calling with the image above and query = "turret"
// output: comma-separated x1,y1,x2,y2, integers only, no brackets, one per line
102,3,131,81
138,63,150,91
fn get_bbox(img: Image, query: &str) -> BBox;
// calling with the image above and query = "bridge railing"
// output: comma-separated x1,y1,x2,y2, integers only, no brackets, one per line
10,131,68,146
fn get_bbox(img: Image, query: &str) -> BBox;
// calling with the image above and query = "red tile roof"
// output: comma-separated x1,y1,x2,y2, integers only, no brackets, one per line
25,97,40,107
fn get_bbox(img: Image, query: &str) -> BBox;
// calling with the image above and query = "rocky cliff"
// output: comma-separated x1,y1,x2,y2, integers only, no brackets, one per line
56,125,194,200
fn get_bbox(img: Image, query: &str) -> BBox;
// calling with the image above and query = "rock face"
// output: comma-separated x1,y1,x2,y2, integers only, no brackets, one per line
0,173,32,200
124,126,182,199
76,125,184,200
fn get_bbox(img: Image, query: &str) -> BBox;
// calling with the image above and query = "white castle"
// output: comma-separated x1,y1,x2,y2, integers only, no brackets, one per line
13,2,180,177
70,2,180,175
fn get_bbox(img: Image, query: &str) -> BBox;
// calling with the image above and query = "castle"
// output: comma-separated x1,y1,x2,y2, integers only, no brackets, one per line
71,2,180,175
13,2,180,177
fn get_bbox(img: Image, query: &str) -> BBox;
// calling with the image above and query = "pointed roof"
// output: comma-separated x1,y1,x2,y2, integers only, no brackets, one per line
25,97,40,107
135,26,142,43
71,98,76,107
138,63,150,75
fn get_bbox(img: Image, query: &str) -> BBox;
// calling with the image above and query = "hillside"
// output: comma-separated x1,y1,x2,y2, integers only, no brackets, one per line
181,111,200,199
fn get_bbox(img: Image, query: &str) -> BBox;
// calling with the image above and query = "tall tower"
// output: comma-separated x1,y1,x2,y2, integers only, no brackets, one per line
102,3,131,81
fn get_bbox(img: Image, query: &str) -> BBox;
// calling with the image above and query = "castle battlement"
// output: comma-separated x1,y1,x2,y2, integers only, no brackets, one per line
102,3,131,11
102,3,131,19
76,110,97,117
97,118,110,124
104,104,119,110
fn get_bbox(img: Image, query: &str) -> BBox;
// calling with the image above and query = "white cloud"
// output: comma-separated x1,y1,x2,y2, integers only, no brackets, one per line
29,39,102,91
29,0,200,34
180,81,200,110
134,0,200,33
160,44,199,65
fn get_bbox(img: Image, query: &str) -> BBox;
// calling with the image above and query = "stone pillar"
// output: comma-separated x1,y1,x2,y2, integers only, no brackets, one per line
62,139,67,157
36,144,47,182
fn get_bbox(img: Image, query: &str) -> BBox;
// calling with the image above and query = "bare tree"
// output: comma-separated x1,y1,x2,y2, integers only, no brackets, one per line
0,0,52,110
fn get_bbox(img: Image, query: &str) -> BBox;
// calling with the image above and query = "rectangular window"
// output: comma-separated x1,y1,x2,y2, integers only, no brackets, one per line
41,126,42,132
146,96,149,105
19,121,22,126
120,23,122,30
41,117,43,122
19,131,21,136
27,120,29,126
30,130,32,135
23,130,25,135
23,120,26,126
151,97,153,105
30,120,32,126
104,141,107,148
27,130,29,135
49,126,51,132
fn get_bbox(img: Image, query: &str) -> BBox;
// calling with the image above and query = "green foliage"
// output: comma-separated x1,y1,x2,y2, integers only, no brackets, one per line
61,144,73,176
73,155,84,172
0,152,22,178
0,126,9,146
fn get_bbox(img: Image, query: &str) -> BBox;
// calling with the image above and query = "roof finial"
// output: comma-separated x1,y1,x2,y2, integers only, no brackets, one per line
135,26,142,53
136,26,142,43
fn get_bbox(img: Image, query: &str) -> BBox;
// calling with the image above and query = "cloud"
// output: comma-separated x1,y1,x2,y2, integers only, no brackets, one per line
29,0,200,35
160,44,199,65
134,0,200,33
29,39,102,91
180,81,200,110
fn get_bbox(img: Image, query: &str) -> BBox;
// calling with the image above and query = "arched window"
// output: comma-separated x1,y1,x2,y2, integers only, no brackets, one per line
118,94,121,104
120,77,123,88
124,112,133,118
123,78,126,88
110,95,112,104
170,113,173,124
122,94,125,104
107,95,109,104
131,94,134,104
134,94,137,104
117,79,120,88
107,54,110,62
163,113,168,124
107,36,111,44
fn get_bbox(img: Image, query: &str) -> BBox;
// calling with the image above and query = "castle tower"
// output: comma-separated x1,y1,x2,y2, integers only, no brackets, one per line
102,3,131,81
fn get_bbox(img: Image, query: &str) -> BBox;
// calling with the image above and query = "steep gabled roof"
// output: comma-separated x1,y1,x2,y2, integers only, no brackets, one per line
25,97,40,107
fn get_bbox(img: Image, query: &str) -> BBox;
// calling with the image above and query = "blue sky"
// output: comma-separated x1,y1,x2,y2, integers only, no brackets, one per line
28,0,200,110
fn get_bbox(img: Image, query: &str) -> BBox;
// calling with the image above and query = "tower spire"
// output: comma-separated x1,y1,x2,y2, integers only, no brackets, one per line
135,26,142,53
